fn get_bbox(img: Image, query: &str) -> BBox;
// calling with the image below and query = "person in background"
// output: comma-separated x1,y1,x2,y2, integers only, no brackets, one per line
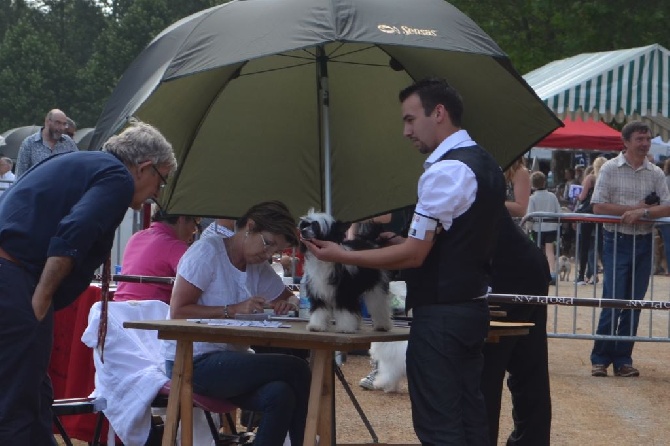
15,109,79,177
526,171,562,285
65,117,77,139
575,157,607,285
0,157,15,196
504,157,531,219
482,208,552,446
590,121,670,378
0,120,176,444
164,200,308,446
304,78,506,445
113,209,201,304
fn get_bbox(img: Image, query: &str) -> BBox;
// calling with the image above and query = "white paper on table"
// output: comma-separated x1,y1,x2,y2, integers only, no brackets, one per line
187,319,289,328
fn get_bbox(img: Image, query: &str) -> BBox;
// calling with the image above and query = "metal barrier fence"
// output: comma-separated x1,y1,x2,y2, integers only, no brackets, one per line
515,212,670,342
0,179,13,194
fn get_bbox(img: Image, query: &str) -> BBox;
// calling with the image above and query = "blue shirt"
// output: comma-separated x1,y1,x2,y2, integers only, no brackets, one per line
0,151,135,309
15,129,78,177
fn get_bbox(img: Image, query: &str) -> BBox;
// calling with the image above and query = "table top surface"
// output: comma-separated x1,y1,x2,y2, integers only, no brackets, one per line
123,319,532,351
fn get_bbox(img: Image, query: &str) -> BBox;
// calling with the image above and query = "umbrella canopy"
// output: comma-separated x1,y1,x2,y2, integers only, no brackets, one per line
0,125,41,159
536,118,623,151
74,127,96,151
90,0,560,222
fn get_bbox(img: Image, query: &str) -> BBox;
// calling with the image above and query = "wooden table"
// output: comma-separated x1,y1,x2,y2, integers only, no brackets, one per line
123,319,531,446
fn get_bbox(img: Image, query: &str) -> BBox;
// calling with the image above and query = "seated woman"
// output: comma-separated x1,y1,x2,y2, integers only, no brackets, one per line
113,209,200,304
163,200,310,446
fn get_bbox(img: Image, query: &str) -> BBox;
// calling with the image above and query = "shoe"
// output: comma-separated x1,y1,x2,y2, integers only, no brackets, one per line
591,364,608,377
614,364,640,377
359,361,379,390
576,280,586,285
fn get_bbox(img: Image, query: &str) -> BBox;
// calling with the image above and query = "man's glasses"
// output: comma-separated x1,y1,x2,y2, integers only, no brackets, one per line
151,164,169,189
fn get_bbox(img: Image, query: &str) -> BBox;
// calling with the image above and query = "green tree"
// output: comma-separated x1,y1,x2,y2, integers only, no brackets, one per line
74,0,227,126
0,18,74,129
450,0,670,74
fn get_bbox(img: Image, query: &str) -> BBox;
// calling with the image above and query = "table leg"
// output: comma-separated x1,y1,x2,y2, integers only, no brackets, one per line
180,341,194,446
317,355,334,446
163,340,187,446
304,349,328,446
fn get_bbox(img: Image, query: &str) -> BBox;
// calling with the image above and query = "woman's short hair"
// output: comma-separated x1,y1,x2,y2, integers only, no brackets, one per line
102,119,177,174
236,200,298,246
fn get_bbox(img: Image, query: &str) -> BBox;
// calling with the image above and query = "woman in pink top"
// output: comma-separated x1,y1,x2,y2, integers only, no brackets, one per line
113,210,200,303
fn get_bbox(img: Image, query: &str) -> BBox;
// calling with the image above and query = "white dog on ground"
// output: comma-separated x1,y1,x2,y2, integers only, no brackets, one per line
368,340,408,392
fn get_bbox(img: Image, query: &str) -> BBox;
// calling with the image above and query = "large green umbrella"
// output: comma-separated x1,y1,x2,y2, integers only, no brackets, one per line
1,125,41,160
90,0,560,222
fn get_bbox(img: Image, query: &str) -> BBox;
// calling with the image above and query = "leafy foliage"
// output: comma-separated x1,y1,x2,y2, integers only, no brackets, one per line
0,0,669,132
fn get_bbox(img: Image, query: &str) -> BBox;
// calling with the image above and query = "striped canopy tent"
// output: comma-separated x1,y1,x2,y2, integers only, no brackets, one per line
524,44,670,141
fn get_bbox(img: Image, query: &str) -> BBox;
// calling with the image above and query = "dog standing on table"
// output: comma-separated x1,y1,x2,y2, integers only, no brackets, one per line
299,210,392,333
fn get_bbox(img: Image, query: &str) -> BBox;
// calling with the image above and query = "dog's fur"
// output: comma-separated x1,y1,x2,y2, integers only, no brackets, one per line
369,341,407,392
299,210,392,333
558,255,571,281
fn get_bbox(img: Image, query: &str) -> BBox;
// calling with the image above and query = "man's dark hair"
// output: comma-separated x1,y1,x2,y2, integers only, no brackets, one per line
399,77,463,126
621,120,651,141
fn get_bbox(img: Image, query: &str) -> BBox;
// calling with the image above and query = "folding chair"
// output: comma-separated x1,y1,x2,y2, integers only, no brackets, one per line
151,383,254,445
52,397,106,446
82,300,255,445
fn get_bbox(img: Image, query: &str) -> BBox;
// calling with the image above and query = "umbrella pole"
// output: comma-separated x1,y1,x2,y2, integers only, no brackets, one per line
317,46,333,215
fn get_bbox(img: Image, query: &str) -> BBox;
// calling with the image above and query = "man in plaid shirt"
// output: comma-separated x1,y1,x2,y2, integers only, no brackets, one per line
589,121,670,378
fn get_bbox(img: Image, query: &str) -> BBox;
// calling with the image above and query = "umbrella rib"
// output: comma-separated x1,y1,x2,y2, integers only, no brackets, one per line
327,44,377,60
327,60,388,68
239,61,315,77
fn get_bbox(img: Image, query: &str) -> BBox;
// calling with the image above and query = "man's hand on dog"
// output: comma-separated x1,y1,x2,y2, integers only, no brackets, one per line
302,238,345,262
378,232,405,246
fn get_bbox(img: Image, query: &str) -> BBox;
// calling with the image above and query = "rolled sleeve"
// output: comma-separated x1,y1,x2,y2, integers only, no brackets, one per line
46,169,134,264
415,160,477,231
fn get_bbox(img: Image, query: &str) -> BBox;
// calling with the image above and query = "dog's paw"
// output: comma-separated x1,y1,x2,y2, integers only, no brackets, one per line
372,318,392,332
306,321,328,332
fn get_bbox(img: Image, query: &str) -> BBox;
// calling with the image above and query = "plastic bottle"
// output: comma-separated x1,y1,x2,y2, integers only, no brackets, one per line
298,275,310,318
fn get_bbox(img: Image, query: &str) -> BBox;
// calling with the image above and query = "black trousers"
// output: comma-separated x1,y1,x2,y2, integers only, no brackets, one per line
0,259,56,446
407,301,490,446
481,303,551,446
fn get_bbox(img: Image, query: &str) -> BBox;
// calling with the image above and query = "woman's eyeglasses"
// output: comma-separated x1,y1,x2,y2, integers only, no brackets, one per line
258,232,277,253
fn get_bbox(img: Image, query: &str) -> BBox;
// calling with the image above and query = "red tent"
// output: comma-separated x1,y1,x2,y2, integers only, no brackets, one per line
536,118,622,150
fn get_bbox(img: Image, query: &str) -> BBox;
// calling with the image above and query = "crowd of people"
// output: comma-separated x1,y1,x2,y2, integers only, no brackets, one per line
1,78,668,445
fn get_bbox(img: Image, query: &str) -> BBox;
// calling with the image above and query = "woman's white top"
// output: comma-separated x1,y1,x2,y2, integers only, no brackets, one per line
163,235,285,360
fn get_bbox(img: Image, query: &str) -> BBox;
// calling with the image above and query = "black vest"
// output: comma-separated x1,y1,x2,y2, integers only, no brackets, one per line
405,145,506,310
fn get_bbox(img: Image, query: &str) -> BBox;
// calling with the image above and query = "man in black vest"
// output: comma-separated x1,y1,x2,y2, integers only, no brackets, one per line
304,77,506,445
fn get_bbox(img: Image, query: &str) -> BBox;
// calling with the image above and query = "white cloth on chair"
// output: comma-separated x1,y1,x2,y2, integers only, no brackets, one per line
82,300,171,446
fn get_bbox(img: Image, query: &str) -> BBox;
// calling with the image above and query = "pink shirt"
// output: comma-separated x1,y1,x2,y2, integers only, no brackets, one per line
113,222,188,304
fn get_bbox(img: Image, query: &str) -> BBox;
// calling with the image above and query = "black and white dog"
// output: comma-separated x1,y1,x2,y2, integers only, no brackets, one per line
299,210,392,333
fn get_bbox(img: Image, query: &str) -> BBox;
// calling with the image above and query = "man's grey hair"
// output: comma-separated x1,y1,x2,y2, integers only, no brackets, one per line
0,157,13,167
102,119,177,174
66,117,76,130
